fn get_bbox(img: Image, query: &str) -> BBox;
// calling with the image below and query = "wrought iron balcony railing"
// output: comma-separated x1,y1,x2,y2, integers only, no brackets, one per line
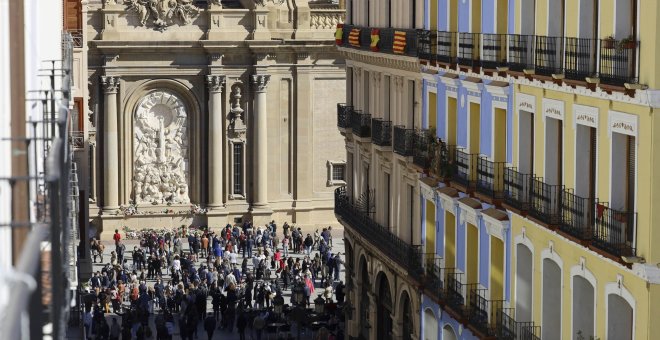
534,36,564,76
371,118,392,146
340,24,420,57
503,168,534,211
350,109,371,138
476,157,506,199
430,139,452,179
458,32,480,68
445,272,465,314
529,177,563,225
451,148,479,190
412,129,438,169
599,38,639,86
467,288,506,337
418,29,436,61
334,187,425,280
393,125,415,157
560,189,596,241
592,203,637,257
496,308,542,340
337,103,351,129
481,33,507,70
437,31,457,64
507,34,535,71
564,37,597,80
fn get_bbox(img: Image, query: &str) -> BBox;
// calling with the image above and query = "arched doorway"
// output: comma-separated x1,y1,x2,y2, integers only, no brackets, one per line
423,309,438,340
542,258,562,340
515,243,533,322
572,276,595,338
359,257,370,340
442,324,458,340
376,273,393,340
607,294,633,340
400,292,413,340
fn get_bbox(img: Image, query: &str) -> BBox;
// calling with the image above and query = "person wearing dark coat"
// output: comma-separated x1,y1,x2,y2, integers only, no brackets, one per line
204,313,217,340
236,311,248,340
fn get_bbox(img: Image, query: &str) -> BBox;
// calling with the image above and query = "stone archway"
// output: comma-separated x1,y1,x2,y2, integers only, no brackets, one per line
376,272,393,340
442,324,457,340
399,291,413,340
423,308,438,340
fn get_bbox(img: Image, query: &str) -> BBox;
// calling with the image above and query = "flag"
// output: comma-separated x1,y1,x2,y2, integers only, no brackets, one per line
370,28,380,52
393,30,407,54
335,24,343,45
349,28,361,47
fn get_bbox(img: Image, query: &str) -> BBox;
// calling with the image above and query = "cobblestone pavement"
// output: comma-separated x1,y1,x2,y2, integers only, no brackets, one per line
69,232,346,339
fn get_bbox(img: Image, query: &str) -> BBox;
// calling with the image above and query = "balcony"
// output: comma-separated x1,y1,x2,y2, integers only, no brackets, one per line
503,168,533,212
412,129,438,170
371,118,392,146
560,189,596,241
476,157,506,200
467,288,506,337
350,109,371,138
334,187,424,280
337,103,351,129
437,31,457,64
507,34,535,72
496,308,542,340
592,203,637,257
450,148,479,190
481,34,507,70
68,131,84,150
393,125,415,157
599,38,639,86
528,177,563,226
534,36,564,76
458,32,480,68
564,37,597,81
418,29,436,62
339,24,419,57
445,272,466,316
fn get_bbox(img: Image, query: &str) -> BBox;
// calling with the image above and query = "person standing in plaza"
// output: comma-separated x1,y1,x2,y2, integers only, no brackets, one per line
204,312,217,340
113,229,121,245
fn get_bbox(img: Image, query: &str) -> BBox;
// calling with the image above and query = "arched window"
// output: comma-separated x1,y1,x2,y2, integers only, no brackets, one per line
401,292,413,340
377,273,393,340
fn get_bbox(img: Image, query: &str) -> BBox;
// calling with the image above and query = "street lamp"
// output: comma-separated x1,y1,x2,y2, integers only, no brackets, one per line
314,295,326,314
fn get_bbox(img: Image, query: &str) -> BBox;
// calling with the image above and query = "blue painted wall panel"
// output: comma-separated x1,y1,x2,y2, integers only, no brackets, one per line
438,0,448,30
482,0,495,33
458,0,470,32
457,86,468,148
508,0,516,34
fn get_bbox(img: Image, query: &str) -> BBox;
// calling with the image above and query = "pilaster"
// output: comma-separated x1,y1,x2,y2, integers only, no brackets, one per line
206,75,226,210
100,76,120,213
250,74,272,224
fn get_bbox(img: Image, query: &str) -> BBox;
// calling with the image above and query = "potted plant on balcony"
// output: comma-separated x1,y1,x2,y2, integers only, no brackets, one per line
617,35,637,52
603,35,616,49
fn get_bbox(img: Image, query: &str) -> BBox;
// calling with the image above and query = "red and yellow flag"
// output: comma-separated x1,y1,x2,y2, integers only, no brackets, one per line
370,28,380,52
348,28,361,47
393,30,407,54
335,24,344,45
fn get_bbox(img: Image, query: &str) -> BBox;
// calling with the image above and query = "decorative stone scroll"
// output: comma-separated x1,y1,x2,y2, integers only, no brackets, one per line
133,90,190,205
123,0,201,31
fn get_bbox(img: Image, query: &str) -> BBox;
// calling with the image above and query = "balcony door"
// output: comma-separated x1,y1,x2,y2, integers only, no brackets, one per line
520,0,536,35
544,117,563,186
575,124,597,199
518,110,534,174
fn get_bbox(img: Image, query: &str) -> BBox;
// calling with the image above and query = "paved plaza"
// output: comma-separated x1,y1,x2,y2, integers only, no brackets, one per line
70,227,346,339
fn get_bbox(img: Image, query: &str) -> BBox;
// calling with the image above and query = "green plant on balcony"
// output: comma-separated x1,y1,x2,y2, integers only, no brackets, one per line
603,35,616,49
576,331,600,340
616,35,637,52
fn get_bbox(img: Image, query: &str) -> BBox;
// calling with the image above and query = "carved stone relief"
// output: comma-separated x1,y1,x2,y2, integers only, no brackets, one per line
123,0,201,31
133,90,190,205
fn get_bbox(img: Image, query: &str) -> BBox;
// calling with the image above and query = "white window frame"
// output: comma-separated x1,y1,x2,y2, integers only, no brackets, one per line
327,160,347,186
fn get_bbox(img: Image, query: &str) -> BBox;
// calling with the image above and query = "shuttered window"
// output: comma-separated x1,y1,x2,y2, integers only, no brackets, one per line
626,136,635,243
589,127,597,199
63,0,82,30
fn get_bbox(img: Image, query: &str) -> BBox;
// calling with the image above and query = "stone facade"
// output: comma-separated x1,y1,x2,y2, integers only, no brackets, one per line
84,0,346,236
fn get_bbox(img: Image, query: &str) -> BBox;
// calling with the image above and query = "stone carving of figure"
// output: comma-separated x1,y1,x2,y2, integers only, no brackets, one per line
133,91,189,205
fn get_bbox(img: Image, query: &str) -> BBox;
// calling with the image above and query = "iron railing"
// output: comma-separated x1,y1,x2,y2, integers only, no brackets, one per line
371,118,392,146
592,203,637,257
69,131,84,149
564,37,597,80
534,36,564,76
482,33,507,69
508,34,535,71
476,158,506,199
431,139,452,179
335,187,424,280
496,308,542,340
446,272,465,314
451,148,479,189
458,32,480,68
350,109,371,138
66,29,83,48
378,28,395,53
340,24,419,57
393,125,415,157
437,31,457,64
337,103,351,129
560,189,595,241
412,129,438,169
529,177,563,225
503,168,534,211
418,29,436,61
599,38,639,86
467,286,489,333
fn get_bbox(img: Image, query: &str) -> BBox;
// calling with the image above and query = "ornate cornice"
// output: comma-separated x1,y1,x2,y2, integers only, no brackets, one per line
100,76,120,93
206,75,226,93
339,47,421,74
251,74,271,92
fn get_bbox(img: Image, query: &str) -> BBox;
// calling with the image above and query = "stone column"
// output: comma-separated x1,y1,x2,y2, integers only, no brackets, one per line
100,76,120,212
367,291,378,340
251,74,270,208
206,75,226,209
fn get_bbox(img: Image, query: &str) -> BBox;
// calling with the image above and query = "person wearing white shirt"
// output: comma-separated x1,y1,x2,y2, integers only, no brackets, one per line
172,255,181,273
230,251,238,266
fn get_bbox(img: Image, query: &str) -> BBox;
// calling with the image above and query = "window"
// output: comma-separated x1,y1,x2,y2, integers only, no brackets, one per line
233,143,243,195
327,161,347,186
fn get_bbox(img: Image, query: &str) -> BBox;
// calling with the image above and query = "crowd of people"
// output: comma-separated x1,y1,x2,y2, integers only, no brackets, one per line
83,221,346,340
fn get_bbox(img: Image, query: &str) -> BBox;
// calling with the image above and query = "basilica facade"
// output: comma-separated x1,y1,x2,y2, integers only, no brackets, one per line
82,0,346,236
